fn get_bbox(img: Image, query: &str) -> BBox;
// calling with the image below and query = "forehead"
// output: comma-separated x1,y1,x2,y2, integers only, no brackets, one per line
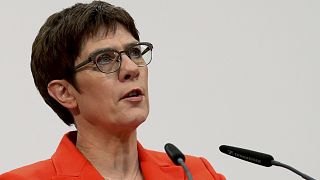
79,24,137,59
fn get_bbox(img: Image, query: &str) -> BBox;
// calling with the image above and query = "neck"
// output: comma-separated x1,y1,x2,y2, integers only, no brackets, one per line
76,126,143,179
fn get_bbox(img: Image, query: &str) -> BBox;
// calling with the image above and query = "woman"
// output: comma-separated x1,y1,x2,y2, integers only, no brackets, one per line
0,1,225,179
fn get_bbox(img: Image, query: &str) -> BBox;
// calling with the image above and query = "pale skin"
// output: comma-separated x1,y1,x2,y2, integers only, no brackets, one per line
47,24,149,180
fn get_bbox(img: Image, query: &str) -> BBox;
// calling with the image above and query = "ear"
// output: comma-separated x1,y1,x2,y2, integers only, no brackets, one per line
47,80,78,109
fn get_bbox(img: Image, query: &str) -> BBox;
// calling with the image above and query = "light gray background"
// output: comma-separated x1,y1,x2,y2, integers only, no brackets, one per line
0,0,319,179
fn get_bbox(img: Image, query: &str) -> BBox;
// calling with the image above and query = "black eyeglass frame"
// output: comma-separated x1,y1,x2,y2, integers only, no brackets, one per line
74,42,153,74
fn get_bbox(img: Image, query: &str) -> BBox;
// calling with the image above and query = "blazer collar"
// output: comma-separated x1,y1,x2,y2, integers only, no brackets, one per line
138,143,185,180
51,131,103,179
51,131,184,180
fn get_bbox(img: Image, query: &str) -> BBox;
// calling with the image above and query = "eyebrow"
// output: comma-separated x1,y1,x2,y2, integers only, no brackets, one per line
87,41,139,58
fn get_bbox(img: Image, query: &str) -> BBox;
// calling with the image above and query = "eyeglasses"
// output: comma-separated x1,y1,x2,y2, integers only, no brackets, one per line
74,42,153,74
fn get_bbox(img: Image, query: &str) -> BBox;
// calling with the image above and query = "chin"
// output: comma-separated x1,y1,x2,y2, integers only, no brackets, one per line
122,111,148,128
129,113,148,125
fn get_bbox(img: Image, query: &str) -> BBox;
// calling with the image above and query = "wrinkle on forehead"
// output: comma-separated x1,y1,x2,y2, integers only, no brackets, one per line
77,24,120,63
76,23,136,64
80,24,118,51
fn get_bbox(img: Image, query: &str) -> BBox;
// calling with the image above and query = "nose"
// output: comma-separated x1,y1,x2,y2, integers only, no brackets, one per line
118,54,140,81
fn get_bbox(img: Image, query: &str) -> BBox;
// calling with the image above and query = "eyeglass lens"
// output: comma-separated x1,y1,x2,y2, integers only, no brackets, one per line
95,44,152,73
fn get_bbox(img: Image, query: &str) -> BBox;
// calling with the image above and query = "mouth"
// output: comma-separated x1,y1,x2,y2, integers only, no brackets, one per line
120,88,144,101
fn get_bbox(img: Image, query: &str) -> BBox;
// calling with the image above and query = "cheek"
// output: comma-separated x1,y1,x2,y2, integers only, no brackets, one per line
76,78,117,111
141,68,149,84
75,87,118,126
89,84,117,106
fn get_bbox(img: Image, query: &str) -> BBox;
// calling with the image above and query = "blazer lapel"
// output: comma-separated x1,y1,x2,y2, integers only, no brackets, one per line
138,143,185,180
51,131,103,180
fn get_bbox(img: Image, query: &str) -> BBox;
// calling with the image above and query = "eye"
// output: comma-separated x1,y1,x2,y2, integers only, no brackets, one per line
95,51,117,65
129,46,142,58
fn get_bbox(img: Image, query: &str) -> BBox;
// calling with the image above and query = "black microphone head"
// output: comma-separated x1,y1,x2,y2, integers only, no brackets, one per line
219,145,274,167
164,143,186,165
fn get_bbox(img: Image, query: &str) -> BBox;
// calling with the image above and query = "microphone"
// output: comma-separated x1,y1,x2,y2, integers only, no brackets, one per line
219,144,274,167
164,143,193,180
219,145,316,180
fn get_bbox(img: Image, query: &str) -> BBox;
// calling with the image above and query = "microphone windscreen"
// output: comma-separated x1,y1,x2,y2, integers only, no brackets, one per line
164,143,186,165
219,145,274,167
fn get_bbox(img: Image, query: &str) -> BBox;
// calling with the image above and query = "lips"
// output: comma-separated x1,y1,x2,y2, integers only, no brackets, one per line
120,88,144,101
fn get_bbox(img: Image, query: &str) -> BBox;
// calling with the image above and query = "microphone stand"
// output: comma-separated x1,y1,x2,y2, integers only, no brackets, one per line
177,158,193,180
271,160,315,180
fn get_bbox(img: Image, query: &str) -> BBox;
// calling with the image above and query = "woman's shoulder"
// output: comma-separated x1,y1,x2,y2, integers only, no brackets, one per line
0,159,55,180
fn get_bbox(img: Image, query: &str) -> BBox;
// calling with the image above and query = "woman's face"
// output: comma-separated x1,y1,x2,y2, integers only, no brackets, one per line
73,24,149,133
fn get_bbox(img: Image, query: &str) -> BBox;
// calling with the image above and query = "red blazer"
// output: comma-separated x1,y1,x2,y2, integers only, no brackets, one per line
0,132,225,180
